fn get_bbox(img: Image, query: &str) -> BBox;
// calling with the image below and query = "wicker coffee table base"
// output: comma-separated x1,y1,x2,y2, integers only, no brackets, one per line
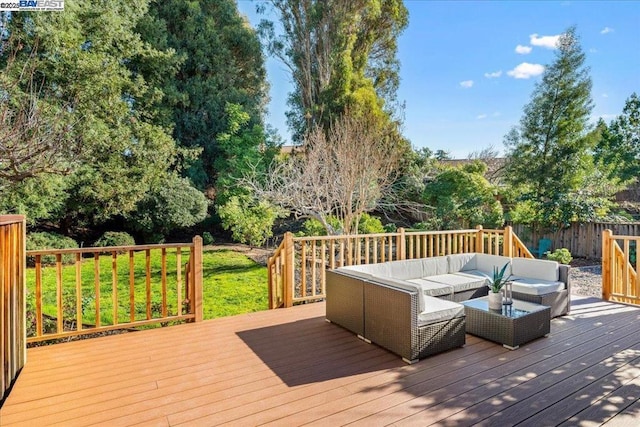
462,299,551,349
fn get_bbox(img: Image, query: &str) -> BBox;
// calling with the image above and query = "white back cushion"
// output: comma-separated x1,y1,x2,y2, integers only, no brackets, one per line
511,258,559,282
420,257,449,277
387,259,428,280
447,253,477,273
475,253,511,276
339,263,389,278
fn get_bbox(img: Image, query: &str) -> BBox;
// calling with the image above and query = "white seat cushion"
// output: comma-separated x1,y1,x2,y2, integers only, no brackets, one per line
427,273,487,293
418,296,465,326
511,258,559,282
510,277,565,295
454,270,492,282
407,278,455,297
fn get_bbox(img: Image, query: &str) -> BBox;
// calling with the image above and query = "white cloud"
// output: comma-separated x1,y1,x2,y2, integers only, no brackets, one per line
460,80,474,88
492,112,501,117
601,27,614,34
507,62,545,79
530,33,560,49
477,114,488,120
515,45,532,54
602,93,609,98
590,48,598,53
484,70,502,78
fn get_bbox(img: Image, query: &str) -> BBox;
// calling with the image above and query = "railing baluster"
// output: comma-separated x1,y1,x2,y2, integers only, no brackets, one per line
321,241,326,296
56,254,63,333
94,253,101,328
76,253,82,331
161,248,167,317
364,237,370,264
145,249,151,320
330,239,336,269
35,255,43,337
112,252,118,325
372,238,378,263
301,242,307,298
311,240,317,296
176,248,182,315
129,250,135,322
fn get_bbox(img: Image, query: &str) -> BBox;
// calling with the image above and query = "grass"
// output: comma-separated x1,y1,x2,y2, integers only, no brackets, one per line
26,249,268,331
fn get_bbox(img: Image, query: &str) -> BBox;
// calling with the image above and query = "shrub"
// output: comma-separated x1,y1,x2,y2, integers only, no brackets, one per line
26,232,78,266
93,231,135,250
383,223,397,233
545,248,573,265
202,232,214,246
300,216,342,236
357,213,385,234
129,174,208,242
218,196,284,247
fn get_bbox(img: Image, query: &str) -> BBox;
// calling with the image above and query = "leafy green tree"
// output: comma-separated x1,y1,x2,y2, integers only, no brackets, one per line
1,2,181,228
137,0,269,194
504,27,604,231
258,0,408,141
423,162,503,229
594,93,640,184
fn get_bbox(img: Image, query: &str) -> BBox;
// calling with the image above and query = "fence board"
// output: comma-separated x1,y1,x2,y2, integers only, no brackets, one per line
512,222,640,259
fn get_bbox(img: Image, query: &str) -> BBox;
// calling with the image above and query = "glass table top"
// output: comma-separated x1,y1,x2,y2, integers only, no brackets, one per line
461,296,549,319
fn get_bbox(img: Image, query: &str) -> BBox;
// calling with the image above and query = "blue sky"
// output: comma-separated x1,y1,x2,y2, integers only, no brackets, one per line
237,1,640,158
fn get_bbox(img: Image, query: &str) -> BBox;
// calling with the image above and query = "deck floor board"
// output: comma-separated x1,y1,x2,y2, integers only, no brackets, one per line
2,296,640,426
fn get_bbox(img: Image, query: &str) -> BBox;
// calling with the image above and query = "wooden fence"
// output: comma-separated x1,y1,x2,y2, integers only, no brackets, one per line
25,236,204,343
1,215,26,404
602,230,640,305
267,226,532,308
511,222,640,259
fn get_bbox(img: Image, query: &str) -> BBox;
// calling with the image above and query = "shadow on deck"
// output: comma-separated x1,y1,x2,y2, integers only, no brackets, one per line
2,296,640,426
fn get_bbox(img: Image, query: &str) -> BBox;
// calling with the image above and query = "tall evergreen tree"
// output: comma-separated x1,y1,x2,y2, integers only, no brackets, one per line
258,0,409,142
504,27,598,230
137,0,269,196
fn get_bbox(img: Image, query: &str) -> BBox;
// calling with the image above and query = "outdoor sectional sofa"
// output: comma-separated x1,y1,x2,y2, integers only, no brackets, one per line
325,253,570,363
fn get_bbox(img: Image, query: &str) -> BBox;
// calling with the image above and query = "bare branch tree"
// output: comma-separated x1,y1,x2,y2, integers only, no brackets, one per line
0,38,79,184
245,113,401,235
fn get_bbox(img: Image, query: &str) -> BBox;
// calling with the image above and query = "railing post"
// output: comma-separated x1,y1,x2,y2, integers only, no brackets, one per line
397,228,406,261
0,215,27,403
283,232,294,308
476,225,484,254
503,226,513,257
192,235,203,322
602,229,612,301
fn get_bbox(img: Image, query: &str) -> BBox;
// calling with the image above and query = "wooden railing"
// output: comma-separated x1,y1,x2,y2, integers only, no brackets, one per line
26,236,203,343
602,230,640,305
1,215,26,403
267,226,533,308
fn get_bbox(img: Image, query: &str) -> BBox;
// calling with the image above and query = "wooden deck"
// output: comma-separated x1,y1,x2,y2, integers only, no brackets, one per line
2,297,640,426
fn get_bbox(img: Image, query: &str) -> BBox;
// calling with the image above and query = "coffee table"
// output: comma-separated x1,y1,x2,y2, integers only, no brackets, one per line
461,297,551,349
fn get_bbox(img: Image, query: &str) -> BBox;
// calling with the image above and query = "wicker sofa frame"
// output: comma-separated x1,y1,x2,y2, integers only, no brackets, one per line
325,256,571,363
326,269,467,363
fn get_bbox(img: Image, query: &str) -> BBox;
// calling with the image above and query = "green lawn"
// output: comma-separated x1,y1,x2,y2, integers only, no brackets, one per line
26,249,268,330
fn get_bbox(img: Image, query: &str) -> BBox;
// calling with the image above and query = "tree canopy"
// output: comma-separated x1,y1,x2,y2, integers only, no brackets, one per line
503,27,608,231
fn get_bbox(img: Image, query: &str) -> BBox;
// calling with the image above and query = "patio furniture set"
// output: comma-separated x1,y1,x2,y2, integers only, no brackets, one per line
325,253,570,363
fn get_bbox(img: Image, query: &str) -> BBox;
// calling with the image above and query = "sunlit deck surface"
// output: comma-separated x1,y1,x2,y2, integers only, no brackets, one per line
2,297,640,426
